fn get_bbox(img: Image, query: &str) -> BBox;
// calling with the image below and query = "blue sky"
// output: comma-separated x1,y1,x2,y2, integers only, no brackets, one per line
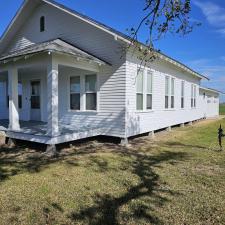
0,0,224,101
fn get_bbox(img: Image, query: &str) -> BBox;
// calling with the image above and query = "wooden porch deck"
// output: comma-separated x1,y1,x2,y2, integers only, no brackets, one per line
0,120,103,145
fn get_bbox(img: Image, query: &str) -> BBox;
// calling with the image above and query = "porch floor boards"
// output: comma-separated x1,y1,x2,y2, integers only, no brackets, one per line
0,120,103,144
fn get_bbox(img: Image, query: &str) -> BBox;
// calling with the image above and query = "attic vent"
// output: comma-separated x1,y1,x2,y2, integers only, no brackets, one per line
40,16,45,32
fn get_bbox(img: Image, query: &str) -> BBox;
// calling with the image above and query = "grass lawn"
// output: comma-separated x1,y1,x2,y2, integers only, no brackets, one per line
220,104,225,115
0,118,225,225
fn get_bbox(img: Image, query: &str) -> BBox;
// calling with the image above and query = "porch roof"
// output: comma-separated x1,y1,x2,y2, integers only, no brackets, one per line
0,38,110,65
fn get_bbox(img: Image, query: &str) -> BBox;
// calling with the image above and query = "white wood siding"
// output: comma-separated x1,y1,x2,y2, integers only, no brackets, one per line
125,52,205,137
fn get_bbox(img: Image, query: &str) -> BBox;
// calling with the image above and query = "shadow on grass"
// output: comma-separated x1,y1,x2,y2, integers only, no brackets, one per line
0,138,189,224
68,149,188,225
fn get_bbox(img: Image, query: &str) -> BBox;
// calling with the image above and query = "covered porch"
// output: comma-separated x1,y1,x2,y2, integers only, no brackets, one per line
0,39,107,146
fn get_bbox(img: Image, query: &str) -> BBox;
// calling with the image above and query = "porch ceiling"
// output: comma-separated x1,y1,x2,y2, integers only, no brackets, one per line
0,39,110,66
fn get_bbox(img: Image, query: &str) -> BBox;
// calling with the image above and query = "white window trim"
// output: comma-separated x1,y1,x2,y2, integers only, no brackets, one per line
164,75,176,110
191,84,197,109
136,68,154,112
68,74,99,113
146,70,153,111
181,80,185,109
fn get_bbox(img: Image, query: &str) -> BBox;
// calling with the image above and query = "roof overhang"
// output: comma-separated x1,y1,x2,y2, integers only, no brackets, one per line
199,86,224,94
0,39,110,66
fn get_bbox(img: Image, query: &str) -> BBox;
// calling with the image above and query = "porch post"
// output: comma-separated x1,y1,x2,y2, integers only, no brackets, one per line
8,67,20,131
46,56,60,137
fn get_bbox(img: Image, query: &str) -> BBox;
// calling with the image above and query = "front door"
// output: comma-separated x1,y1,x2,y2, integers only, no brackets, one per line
30,80,41,121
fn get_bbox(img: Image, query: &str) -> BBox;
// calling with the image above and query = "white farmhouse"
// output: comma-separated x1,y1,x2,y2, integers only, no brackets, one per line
0,0,220,149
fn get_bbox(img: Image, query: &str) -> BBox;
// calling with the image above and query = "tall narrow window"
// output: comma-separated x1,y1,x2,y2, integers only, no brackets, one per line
40,16,45,32
165,76,169,109
136,69,144,110
194,85,196,107
181,81,184,108
146,71,153,110
70,76,80,110
191,84,194,108
85,75,97,110
171,78,175,108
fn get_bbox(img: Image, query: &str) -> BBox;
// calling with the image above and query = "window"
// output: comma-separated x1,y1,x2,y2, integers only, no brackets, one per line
191,84,197,108
85,75,97,110
171,78,175,108
6,81,22,109
70,76,80,110
146,71,153,110
40,16,45,32
165,76,169,109
181,81,184,108
30,81,40,109
194,85,196,107
136,69,144,110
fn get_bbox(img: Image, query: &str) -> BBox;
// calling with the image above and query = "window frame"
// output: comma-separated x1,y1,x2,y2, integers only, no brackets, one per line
191,84,197,108
165,76,170,109
170,78,175,109
181,80,185,109
146,70,153,110
85,74,97,111
136,68,144,111
70,76,81,111
68,74,99,112
40,16,45,32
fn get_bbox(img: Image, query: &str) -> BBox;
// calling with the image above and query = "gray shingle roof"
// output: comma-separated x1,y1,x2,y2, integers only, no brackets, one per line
0,38,109,65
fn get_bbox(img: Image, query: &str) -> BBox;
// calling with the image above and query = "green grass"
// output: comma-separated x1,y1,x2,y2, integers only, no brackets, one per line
220,103,225,115
1,118,225,225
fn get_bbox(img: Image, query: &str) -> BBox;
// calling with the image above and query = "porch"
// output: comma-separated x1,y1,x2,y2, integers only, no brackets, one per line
0,120,103,145
0,39,108,146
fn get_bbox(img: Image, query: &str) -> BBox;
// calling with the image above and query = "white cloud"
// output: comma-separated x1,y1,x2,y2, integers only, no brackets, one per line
186,57,225,100
193,1,225,37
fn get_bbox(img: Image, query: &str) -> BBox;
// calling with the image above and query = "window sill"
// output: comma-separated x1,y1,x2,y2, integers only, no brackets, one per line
164,108,176,111
135,110,154,113
68,110,99,114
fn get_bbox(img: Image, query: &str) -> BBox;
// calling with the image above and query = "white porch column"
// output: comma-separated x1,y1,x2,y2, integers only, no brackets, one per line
46,56,60,137
8,67,20,130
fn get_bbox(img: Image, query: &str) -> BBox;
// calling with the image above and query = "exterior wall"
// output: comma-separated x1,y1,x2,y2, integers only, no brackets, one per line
58,64,126,138
199,89,219,118
125,52,204,137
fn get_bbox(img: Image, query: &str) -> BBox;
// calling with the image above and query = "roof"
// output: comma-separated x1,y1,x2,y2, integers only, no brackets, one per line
0,38,109,65
0,0,209,80
199,86,224,94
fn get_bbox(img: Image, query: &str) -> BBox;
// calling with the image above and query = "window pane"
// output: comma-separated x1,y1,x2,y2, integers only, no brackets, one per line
181,81,184,97
86,93,96,110
181,97,184,108
31,96,40,109
165,96,169,109
19,95,22,109
31,81,40,95
70,77,80,93
147,94,152,110
40,16,45,32
171,96,174,108
171,78,175,95
165,76,169,95
70,93,80,110
136,70,143,93
85,75,96,92
147,71,153,93
136,94,143,110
